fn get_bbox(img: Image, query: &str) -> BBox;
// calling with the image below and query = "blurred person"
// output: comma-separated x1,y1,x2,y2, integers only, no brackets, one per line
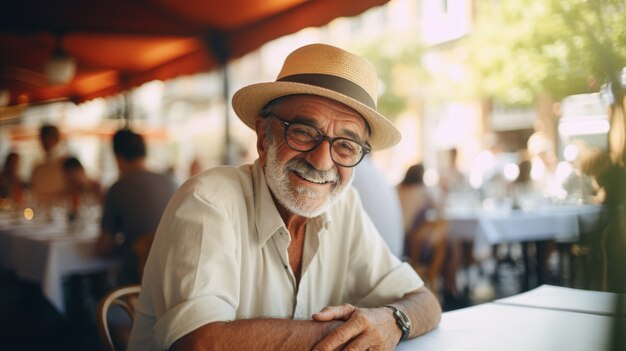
96,129,178,286
439,148,469,195
0,152,25,208
510,156,540,208
513,158,533,188
527,131,562,199
61,156,103,220
397,164,465,309
559,144,603,205
396,164,435,254
561,167,597,204
527,132,566,284
128,44,441,351
495,156,538,280
580,149,612,204
573,149,626,292
30,124,68,206
469,136,514,204
352,155,404,257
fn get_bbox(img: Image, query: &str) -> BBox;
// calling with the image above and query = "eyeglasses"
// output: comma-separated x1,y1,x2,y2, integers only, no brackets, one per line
268,114,371,168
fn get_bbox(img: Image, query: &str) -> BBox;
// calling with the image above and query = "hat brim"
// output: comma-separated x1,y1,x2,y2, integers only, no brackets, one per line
232,81,401,150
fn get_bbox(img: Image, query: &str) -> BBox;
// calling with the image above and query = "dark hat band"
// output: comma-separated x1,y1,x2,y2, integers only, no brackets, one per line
277,73,376,110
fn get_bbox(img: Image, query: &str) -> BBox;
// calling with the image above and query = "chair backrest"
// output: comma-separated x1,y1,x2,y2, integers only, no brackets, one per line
407,219,448,290
96,284,141,351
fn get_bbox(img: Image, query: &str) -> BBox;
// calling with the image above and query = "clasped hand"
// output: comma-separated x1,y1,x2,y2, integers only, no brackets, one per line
311,304,400,351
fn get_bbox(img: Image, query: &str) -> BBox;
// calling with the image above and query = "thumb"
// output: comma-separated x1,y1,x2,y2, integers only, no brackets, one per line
312,304,356,322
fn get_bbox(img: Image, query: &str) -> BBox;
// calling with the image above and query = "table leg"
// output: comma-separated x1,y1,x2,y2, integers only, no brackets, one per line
536,241,546,286
521,242,530,291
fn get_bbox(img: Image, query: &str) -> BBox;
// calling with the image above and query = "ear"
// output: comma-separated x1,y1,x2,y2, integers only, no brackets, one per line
255,116,269,165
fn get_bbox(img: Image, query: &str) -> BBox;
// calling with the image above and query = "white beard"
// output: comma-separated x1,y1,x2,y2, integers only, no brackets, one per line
264,142,354,218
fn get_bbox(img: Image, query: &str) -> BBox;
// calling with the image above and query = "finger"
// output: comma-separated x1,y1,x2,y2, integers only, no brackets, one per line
313,317,363,351
312,304,355,321
342,334,374,351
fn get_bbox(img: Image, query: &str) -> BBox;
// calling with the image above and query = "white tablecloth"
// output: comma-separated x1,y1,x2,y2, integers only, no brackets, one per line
0,213,115,314
446,204,604,258
495,284,626,316
397,300,615,351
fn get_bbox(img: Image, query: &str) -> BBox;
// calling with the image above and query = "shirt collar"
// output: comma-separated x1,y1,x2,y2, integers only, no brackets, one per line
252,160,285,247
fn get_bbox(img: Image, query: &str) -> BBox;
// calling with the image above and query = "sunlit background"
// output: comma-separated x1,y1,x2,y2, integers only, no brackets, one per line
1,1,625,350
1,0,624,199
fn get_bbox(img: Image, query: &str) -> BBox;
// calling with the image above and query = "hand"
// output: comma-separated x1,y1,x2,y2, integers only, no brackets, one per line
311,304,400,351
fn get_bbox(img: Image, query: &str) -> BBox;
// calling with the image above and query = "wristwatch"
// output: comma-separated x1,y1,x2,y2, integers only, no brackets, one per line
384,305,411,343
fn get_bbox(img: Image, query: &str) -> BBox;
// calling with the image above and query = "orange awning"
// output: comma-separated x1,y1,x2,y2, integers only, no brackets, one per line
0,0,389,107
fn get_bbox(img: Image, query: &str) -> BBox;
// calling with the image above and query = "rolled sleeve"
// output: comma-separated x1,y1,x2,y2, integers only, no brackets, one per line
133,176,245,350
355,262,423,307
154,295,236,349
343,188,424,307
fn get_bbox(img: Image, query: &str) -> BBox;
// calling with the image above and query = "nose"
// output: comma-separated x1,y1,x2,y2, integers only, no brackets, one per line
305,138,335,171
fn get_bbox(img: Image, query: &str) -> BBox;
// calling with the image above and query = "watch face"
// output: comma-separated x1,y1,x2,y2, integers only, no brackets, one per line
397,309,411,327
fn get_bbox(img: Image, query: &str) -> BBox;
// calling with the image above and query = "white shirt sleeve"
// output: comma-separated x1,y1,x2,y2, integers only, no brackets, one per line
138,184,243,350
341,189,424,307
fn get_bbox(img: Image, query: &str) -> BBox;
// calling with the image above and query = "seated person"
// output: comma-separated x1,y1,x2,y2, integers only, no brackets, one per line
397,164,465,308
30,124,67,206
61,156,103,220
128,44,441,351
397,164,435,256
0,152,25,208
96,129,178,286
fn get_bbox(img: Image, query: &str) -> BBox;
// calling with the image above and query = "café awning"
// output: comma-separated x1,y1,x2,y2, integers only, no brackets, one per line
0,0,389,107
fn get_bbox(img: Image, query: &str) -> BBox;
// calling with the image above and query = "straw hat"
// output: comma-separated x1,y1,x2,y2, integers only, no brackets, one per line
232,43,401,150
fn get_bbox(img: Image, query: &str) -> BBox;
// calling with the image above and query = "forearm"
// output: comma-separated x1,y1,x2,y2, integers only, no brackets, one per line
307,287,442,350
170,318,343,351
391,287,442,339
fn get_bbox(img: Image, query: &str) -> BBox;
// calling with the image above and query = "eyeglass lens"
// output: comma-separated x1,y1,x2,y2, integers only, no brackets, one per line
284,122,365,167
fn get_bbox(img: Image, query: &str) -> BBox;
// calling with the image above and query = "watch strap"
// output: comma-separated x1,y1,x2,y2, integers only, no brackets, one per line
384,305,410,343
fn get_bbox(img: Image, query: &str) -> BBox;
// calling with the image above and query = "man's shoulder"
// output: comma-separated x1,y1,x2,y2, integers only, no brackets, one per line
185,164,252,184
178,164,254,203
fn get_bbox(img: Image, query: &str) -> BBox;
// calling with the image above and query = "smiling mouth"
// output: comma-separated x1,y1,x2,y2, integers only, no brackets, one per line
292,171,334,185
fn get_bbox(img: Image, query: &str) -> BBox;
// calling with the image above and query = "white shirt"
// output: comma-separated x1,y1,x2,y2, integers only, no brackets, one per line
128,160,423,350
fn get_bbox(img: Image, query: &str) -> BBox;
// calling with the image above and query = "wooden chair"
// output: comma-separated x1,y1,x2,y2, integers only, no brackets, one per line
96,284,141,351
407,219,448,290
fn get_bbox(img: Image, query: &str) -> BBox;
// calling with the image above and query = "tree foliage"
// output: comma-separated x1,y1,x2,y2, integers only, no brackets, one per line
351,34,428,120
465,0,626,107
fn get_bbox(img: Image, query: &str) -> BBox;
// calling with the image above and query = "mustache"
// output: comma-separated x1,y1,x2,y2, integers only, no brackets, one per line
285,157,339,184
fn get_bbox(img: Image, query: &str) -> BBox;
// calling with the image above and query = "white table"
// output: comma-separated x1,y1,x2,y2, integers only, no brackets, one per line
0,213,115,314
446,204,604,259
398,285,624,351
397,302,615,351
445,204,603,289
495,284,626,316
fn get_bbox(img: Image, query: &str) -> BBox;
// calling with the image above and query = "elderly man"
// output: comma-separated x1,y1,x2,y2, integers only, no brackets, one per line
128,44,441,351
